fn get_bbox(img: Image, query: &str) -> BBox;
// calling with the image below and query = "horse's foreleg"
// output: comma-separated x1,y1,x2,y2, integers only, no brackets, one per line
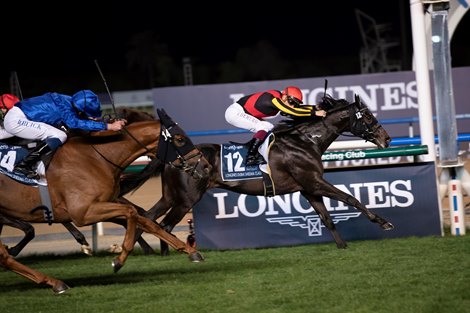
135,215,204,262
71,202,139,273
113,198,156,255
159,205,192,256
0,239,69,294
311,177,394,230
301,192,348,249
62,222,92,256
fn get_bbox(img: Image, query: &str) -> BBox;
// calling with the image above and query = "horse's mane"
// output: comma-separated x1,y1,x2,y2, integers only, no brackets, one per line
116,107,155,123
70,108,156,143
273,94,351,133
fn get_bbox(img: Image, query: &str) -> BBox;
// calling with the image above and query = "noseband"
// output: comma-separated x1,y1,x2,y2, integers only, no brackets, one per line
169,148,205,179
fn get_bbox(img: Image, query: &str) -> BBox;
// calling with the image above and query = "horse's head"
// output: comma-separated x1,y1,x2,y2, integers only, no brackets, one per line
156,108,212,179
348,95,391,149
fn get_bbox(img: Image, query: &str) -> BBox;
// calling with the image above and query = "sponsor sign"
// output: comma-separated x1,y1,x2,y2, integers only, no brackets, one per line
193,162,441,250
152,67,470,144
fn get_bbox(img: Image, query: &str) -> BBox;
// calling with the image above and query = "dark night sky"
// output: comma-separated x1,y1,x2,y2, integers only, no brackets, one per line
2,1,469,96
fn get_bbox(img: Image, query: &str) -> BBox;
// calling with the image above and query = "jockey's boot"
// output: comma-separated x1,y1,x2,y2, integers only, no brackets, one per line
14,141,52,180
246,138,266,166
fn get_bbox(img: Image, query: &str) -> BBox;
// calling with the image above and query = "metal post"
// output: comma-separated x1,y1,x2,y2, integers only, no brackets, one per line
92,224,98,252
409,0,437,162
430,1,458,165
448,168,466,235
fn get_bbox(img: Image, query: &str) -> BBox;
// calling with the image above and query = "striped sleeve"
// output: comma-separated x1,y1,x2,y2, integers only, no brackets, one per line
271,98,313,117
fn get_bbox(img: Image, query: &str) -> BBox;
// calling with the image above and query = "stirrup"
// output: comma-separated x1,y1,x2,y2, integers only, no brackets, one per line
246,153,266,166
14,166,40,180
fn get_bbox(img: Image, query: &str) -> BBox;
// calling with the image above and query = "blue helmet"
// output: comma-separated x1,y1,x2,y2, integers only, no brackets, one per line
71,90,102,118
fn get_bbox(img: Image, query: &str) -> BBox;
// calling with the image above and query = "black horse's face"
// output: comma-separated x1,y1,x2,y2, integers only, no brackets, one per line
157,109,212,180
352,96,391,149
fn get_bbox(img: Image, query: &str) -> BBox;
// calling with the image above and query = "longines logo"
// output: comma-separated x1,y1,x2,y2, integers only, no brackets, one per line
211,180,413,237
229,81,418,113
266,213,362,236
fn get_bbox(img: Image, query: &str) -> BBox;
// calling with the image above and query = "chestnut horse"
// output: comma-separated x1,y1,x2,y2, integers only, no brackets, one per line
0,108,160,257
0,108,211,294
122,95,394,255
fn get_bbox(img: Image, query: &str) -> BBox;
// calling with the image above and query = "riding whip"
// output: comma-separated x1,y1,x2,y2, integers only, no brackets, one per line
94,59,119,118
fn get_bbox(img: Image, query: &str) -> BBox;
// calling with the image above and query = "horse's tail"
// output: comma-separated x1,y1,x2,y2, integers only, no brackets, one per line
119,157,164,196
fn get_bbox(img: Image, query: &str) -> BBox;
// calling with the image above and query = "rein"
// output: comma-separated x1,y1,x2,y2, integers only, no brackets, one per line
91,145,125,171
90,125,157,172
321,102,376,141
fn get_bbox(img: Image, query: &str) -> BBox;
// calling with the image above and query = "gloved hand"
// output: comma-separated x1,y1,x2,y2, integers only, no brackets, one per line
313,109,327,118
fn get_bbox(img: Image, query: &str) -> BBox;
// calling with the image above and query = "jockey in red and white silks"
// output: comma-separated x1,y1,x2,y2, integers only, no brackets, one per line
225,86,327,165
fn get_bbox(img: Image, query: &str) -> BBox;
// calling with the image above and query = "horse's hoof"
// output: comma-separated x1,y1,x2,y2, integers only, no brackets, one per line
188,252,204,262
108,244,122,254
160,249,170,257
112,258,123,273
53,281,70,295
81,245,93,256
336,242,348,249
382,222,394,230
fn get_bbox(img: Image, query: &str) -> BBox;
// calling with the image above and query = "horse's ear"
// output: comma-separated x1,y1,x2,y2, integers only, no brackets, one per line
354,94,360,104
156,108,176,128
354,94,362,108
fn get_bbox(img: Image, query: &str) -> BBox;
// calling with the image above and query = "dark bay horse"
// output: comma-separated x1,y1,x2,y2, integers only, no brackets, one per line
123,95,393,255
0,109,211,294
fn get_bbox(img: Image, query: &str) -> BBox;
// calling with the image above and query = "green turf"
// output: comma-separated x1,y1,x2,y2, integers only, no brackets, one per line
0,235,468,313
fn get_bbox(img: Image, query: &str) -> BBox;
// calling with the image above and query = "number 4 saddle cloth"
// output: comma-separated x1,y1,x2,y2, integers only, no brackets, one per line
0,142,47,186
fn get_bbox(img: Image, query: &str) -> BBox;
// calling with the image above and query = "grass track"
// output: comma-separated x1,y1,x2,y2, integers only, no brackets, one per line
0,235,469,313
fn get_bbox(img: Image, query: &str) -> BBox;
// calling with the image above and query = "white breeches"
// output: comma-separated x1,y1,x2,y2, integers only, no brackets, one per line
225,103,274,133
4,107,67,143
0,127,14,140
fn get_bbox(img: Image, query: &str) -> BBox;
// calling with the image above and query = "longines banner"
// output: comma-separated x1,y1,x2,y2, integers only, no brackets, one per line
192,162,441,250
152,67,470,144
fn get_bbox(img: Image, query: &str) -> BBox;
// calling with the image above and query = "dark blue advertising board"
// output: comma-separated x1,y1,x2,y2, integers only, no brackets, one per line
192,162,441,250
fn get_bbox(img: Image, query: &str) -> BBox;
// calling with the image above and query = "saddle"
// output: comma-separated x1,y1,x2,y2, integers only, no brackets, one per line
0,138,52,186
222,133,276,197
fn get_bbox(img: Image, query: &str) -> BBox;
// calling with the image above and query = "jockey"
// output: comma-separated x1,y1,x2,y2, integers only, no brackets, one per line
4,90,126,179
225,86,327,166
0,93,20,139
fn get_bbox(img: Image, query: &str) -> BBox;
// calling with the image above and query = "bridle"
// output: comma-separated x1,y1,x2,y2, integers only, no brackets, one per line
158,123,205,179
320,99,379,143
347,104,380,142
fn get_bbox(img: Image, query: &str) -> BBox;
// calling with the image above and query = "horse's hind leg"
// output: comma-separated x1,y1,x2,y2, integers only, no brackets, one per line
311,177,394,230
62,222,92,256
0,216,35,257
301,192,348,249
0,238,69,294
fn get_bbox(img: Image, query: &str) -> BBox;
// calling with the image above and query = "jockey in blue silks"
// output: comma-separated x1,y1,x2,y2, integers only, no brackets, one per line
4,90,126,179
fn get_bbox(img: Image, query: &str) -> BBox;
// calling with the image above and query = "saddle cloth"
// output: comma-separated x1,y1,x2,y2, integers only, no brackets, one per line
0,142,47,186
220,133,274,181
